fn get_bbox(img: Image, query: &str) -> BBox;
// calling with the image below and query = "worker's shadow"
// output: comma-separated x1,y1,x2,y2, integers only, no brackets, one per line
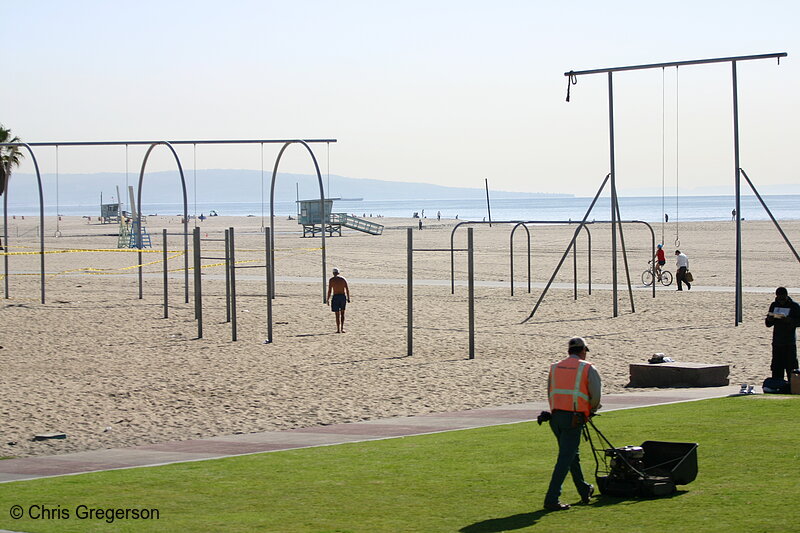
459,510,547,532
460,493,669,532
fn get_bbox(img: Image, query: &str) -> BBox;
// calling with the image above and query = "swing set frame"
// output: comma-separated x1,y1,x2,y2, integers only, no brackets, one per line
564,52,791,325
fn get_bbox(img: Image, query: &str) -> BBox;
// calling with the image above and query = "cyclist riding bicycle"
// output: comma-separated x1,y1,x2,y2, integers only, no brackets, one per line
654,244,666,280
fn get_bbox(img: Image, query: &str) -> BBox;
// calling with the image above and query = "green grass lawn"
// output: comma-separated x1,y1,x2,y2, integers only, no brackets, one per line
0,395,797,532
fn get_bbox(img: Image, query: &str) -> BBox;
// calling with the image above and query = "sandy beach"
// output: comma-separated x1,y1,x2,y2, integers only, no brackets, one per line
1,214,799,459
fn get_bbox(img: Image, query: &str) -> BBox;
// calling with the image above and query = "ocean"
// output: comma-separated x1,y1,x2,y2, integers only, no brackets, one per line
4,194,799,222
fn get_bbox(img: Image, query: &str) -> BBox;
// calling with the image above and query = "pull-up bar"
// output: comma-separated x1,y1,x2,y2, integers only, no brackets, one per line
23,139,337,147
564,52,786,77
563,52,787,325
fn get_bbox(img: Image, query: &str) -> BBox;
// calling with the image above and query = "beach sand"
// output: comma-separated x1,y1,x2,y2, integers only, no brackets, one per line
1,214,799,458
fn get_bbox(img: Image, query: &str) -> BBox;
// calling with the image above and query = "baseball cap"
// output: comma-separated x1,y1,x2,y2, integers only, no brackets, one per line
332,267,339,274
568,337,589,352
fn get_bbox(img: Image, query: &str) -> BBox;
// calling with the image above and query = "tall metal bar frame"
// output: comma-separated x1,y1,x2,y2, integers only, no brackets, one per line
1,138,335,306
564,52,787,324
407,228,475,359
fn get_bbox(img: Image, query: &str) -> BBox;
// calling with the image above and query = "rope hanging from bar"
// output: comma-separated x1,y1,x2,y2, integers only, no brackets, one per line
565,71,578,102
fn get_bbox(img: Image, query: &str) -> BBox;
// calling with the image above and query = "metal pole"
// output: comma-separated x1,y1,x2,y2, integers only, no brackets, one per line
740,169,800,264
609,71,619,317
613,193,635,313
193,227,202,339
523,174,610,323
484,178,492,227
163,229,168,319
584,225,592,295
230,227,237,341
265,227,273,343
3,190,8,298
225,229,231,323
509,227,515,296
565,52,786,77
573,237,577,301
527,227,531,294
137,246,143,299
407,227,413,357
732,61,743,326
468,227,475,359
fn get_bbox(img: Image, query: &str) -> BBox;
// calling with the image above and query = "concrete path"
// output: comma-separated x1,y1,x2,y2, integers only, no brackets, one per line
0,385,741,484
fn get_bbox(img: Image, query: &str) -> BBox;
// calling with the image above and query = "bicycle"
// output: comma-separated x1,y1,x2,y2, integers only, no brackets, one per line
642,261,673,287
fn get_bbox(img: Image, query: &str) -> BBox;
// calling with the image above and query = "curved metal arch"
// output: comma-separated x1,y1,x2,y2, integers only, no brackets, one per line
135,142,189,302
269,140,327,301
509,223,531,296
1,142,45,303
510,222,593,296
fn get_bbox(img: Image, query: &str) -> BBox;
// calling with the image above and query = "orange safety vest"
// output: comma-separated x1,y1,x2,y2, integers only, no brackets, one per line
548,357,593,418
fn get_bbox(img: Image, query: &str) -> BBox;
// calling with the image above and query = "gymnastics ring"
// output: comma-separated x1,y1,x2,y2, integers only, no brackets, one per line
674,238,680,248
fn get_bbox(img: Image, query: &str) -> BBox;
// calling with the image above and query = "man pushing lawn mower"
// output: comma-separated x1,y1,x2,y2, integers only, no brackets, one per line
542,337,601,511
539,337,699,509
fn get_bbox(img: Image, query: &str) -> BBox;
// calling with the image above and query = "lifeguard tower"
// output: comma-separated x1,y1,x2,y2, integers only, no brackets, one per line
297,198,383,237
117,186,151,248
100,202,120,223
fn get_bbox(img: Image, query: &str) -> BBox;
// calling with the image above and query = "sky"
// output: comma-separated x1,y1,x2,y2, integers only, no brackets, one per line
3,0,799,197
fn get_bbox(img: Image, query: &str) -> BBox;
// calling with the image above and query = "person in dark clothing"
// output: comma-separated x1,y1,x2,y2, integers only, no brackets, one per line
765,287,800,381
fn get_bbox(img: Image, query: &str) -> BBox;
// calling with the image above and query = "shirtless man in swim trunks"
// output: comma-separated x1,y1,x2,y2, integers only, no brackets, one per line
326,268,350,333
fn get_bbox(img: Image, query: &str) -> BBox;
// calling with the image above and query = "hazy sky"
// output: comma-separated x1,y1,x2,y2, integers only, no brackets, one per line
4,1,798,196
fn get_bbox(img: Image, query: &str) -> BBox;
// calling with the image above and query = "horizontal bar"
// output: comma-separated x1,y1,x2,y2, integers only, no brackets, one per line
414,248,468,252
235,264,266,269
1,139,337,147
565,52,787,77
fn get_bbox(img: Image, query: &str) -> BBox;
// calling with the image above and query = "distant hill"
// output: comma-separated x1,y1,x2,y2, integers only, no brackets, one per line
6,170,571,206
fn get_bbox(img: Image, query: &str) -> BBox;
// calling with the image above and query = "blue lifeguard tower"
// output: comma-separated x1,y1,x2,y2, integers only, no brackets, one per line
297,198,383,237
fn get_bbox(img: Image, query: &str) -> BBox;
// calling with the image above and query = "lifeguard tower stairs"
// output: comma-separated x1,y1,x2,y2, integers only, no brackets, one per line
116,186,152,248
297,199,383,237
117,218,152,249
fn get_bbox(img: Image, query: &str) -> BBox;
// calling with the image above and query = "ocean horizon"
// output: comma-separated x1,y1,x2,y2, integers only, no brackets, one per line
3,194,799,223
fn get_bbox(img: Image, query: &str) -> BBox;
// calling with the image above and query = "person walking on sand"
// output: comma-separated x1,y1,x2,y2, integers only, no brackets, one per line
765,287,800,381
543,337,601,511
325,268,350,333
675,249,691,291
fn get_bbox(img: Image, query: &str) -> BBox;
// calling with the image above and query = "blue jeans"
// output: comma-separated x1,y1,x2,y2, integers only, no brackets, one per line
544,410,593,505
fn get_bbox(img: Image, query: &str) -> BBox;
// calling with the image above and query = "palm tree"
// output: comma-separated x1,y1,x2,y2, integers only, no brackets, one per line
0,124,24,196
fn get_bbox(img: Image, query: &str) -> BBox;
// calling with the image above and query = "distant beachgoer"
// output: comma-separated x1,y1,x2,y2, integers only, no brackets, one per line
455,214,458,220
437,211,441,221
199,213,206,222
675,250,690,291
325,268,350,333
664,213,669,223
731,209,736,221
419,219,423,230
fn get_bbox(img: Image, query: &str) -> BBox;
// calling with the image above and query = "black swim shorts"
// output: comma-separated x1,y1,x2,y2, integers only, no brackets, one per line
331,293,347,312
